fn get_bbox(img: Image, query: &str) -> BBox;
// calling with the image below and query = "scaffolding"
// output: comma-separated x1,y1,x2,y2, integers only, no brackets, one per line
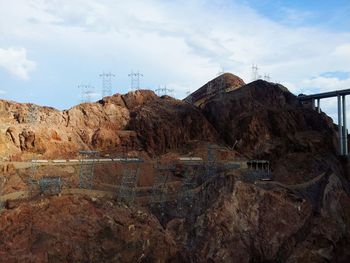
79,150,99,189
117,158,142,204
39,176,62,195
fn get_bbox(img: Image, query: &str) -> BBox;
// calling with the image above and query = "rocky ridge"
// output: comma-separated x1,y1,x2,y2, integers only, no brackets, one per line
0,73,349,262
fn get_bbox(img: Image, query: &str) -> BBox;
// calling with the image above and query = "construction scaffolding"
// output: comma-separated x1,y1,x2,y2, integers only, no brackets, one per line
79,150,99,189
39,176,62,195
117,158,142,204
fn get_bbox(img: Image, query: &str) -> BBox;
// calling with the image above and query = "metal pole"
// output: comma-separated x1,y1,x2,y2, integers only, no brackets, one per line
343,95,348,155
338,95,344,155
317,98,320,113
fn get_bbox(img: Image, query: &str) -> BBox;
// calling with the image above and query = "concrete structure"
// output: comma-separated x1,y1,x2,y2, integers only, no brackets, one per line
298,89,350,155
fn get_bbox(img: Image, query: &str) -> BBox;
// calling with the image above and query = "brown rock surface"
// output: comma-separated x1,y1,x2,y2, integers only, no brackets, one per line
185,73,245,108
0,195,181,263
0,73,349,262
201,80,340,183
0,90,219,160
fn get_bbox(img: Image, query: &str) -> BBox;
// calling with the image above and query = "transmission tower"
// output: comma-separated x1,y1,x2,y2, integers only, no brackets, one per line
155,85,174,97
128,70,143,91
78,84,95,103
118,159,142,204
79,150,99,189
100,72,116,97
217,67,225,76
251,64,259,81
263,74,271,82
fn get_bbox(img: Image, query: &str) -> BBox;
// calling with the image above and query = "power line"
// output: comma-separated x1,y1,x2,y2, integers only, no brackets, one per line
251,64,259,81
128,70,143,91
100,72,115,97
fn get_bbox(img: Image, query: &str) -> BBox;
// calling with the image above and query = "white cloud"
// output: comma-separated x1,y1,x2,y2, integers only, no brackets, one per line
0,48,36,79
0,0,349,119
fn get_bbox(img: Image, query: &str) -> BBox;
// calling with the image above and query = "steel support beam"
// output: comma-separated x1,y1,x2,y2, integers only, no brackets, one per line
338,95,344,155
317,98,321,113
312,98,315,110
343,95,348,155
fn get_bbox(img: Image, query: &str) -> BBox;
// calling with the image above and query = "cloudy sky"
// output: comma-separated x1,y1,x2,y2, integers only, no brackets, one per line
0,0,350,124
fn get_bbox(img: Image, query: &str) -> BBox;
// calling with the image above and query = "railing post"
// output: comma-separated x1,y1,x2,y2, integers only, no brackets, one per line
343,95,348,155
338,94,344,155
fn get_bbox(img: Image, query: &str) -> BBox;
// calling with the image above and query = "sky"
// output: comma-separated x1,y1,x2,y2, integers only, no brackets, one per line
0,0,350,125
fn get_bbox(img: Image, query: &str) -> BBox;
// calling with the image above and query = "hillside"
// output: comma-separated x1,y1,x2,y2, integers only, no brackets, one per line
0,74,349,262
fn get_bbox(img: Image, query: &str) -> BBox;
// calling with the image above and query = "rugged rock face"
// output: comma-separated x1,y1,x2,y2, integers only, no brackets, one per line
0,90,219,160
128,96,219,156
202,80,340,183
181,172,350,263
0,195,182,262
184,73,245,108
0,73,349,262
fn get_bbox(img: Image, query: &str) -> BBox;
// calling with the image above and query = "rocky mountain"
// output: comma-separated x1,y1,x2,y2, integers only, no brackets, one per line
0,73,349,262
0,90,219,160
184,73,245,108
